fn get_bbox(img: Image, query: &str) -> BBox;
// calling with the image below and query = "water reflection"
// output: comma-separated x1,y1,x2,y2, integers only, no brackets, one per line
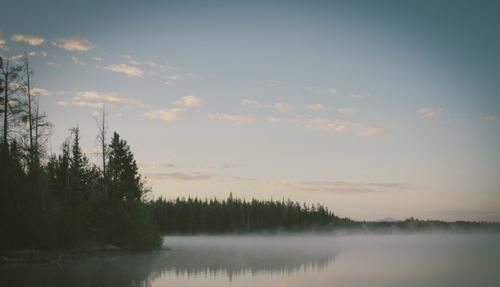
4,234,498,287
0,236,336,287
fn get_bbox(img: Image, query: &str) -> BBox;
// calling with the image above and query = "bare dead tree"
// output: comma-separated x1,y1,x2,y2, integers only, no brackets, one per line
95,105,108,199
0,55,24,151
33,101,53,162
24,54,34,156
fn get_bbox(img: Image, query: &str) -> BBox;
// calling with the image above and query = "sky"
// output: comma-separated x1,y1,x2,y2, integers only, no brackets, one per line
1,0,499,221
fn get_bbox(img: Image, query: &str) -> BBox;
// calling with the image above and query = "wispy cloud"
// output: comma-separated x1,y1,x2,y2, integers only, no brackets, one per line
31,87,50,97
47,61,60,68
167,73,180,81
349,93,369,99
144,172,213,181
104,64,143,77
241,99,261,107
302,116,384,136
8,51,46,60
208,113,257,125
418,106,444,119
174,95,202,107
0,38,6,49
58,90,144,109
303,117,349,133
305,103,324,110
11,34,44,46
303,180,410,193
275,102,291,113
57,98,103,109
264,80,281,87
306,87,337,95
267,116,281,123
240,99,292,114
53,37,95,51
357,126,384,137
71,56,85,65
270,179,410,193
77,90,144,107
337,107,359,114
121,53,170,70
145,96,200,121
145,108,185,121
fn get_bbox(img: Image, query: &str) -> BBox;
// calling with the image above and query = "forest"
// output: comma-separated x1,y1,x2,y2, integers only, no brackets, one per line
150,195,337,234
0,55,161,250
1,55,498,252
0,54,346,251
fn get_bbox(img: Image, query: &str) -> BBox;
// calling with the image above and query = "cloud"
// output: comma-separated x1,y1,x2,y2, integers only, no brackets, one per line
31,87,50,97
145,96,200,121
144,172,213,181
240,100,292,113
8,51,46,60
305,103,324,110
77,90,144,107
162,80,176,86
174,95,202,107
47,61,60,68
167,73,180,81
0,38,6,49
302,116,384,136
272,179,411,194
306,87,337,95
57,98,103,109
208,112,257,124
482,114,497,121
267,117,281,123
264,80,281,87
357,126,384,137
303,117,349,133
53,37,95,51
241,99,260,107
145,108,185,121
349,93,369,99
337,107,359,114
303,181,410,193
11,34,44,46
104,64,143,77
58,91,144,109
275,102,291,113
418,107,444,119
71,56,85,65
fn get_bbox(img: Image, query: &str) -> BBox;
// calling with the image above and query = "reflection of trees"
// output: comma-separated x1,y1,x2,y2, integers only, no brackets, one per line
155,246,335,281
0,244,335,286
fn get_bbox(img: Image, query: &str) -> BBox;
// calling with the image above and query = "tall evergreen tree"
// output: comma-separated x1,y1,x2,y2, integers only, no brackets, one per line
108,132,144,201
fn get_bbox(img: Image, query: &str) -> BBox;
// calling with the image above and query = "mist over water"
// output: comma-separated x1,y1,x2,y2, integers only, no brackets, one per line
2,233,499,287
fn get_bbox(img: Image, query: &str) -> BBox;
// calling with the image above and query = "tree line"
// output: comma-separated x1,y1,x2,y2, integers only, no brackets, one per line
149,194,338,234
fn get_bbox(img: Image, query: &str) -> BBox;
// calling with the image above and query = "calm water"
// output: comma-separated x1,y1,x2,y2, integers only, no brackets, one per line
2,233,499,287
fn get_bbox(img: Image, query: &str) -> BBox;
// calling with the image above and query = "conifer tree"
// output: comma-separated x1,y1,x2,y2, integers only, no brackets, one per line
108,132,143,201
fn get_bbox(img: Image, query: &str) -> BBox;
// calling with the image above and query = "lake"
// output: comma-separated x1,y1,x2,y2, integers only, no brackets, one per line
2,233,499,287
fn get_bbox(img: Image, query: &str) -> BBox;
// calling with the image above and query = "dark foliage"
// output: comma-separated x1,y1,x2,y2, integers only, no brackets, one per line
150,193,338,234
0,127,161,251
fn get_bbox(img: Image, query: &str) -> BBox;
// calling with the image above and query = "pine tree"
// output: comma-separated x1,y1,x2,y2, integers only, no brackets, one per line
108,132,143,202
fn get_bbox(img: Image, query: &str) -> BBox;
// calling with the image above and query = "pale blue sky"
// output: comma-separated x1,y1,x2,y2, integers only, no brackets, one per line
1,0,499,221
